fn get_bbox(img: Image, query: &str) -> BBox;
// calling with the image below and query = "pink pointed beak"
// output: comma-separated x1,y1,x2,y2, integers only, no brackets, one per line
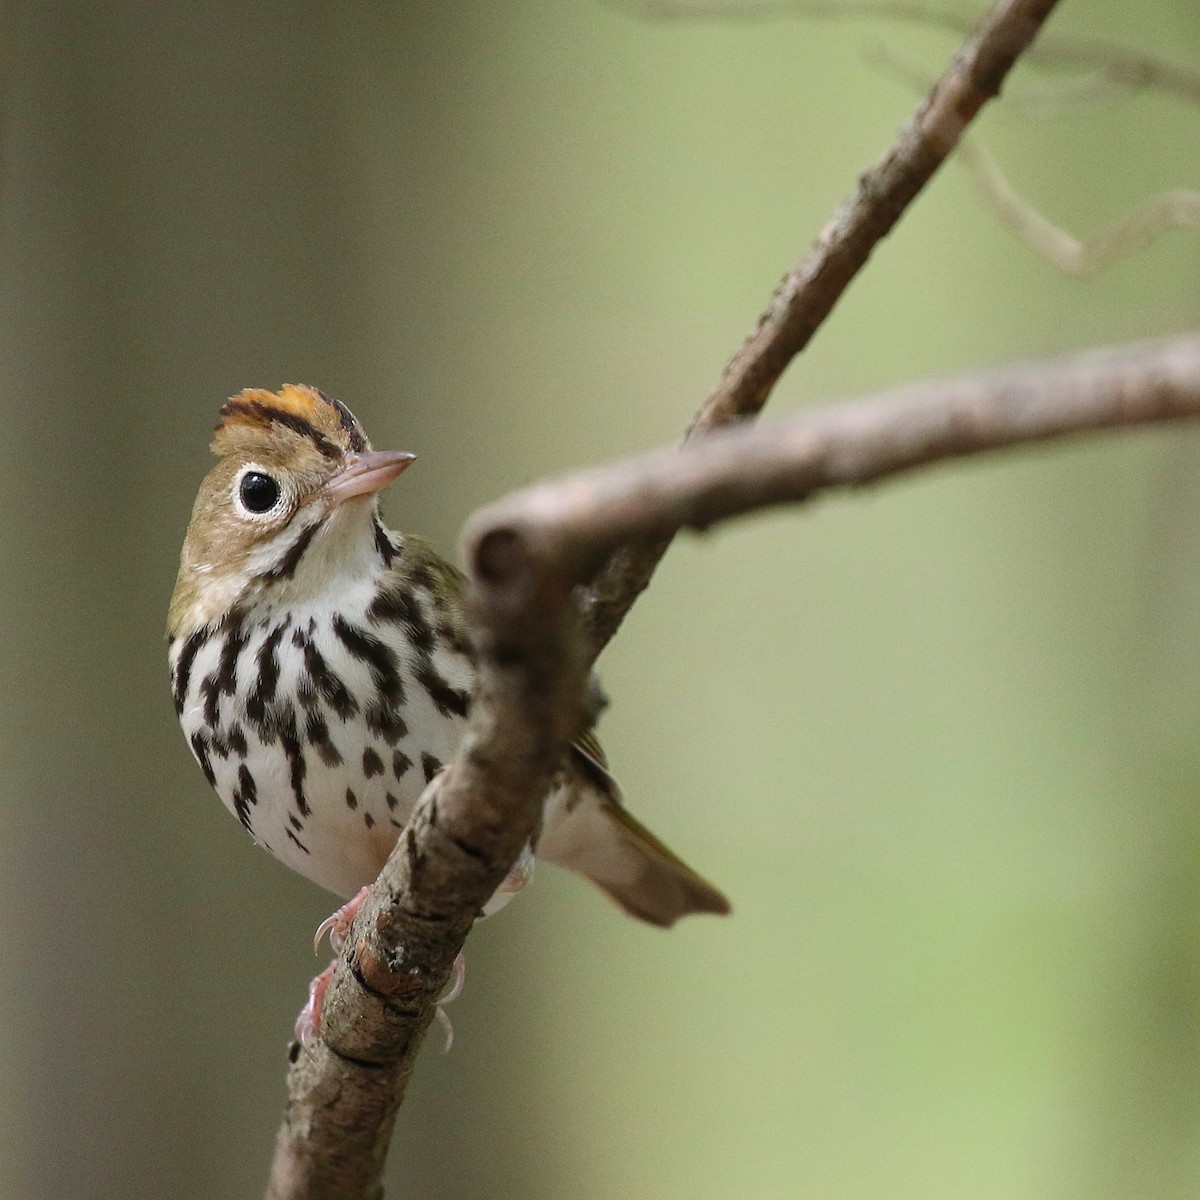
326,450,416,503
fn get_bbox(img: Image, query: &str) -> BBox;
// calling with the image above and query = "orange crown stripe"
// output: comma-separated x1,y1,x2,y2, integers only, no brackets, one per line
211,385,369,459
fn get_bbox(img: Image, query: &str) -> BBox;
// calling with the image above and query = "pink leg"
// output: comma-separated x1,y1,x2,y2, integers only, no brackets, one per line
298,894,468,1053
297,888,369,1049
295,962,334,1047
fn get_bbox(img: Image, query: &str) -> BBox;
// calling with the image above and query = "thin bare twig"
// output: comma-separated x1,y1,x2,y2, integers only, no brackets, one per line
266,2,1063,1197
958,136,1200,274
633,0,1200,278
578,0,1062,657
616,0,1200,106
865,43,1200,275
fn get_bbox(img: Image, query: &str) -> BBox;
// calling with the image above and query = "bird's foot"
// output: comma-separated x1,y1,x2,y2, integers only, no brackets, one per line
313,885,370,954
295,962,334,1048
297,885,467,1053
480,845,534,917
433,953,466,1053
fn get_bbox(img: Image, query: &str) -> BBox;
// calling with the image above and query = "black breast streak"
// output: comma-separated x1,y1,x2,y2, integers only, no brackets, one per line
278,709,310,817
334,614,410,744
367,585,435,654
362,747,384,778
296,676,319,712
233,763,257,833
365,701,408,746
201,614,248,728
366,586,472,721
294,628,357,719
407,560,435,591
333,616,404,707
421,752,443,783
435,618,474,661
304,711,343,767
227,723,248,758
172,626,211,714
191,733,216,787
414,660,470,719
286,827,311,855
247,621,288,729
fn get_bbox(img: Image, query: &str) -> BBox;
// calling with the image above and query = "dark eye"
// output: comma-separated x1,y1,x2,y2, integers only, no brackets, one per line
238,471,281,514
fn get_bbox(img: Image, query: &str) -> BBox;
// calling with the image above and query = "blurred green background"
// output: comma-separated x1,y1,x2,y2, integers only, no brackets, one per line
2,1,1199,1197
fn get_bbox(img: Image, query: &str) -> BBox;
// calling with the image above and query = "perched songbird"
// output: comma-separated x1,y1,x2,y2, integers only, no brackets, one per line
168,386,729,1014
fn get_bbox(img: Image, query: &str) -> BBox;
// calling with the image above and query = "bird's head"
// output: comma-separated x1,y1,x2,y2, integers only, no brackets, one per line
168,385,414,635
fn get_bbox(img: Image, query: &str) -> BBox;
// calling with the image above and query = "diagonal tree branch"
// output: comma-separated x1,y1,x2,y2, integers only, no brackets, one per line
266,1,1064,1197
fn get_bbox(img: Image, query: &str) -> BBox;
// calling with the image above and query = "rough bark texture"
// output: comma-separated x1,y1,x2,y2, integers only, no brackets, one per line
470,336,1200,572
266,2,1066,1196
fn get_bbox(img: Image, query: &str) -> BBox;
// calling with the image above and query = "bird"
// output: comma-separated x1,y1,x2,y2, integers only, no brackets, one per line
167,385,730,1037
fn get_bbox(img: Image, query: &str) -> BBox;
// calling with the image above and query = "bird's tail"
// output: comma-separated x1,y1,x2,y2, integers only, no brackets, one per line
535,789,731,927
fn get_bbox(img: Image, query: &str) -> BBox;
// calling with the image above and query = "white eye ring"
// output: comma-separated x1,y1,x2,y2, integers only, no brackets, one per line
233,465,288,519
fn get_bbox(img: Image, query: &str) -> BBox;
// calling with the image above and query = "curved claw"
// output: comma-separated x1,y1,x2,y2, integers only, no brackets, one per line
300,912,467,1055
313,885,371,955
435,1004,455,1054
312,913,339,955
440,953,466,1006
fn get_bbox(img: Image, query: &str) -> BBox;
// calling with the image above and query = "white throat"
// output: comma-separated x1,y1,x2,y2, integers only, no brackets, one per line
256,499,385,618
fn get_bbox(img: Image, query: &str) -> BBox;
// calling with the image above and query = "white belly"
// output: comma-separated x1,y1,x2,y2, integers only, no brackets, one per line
171,590,473,899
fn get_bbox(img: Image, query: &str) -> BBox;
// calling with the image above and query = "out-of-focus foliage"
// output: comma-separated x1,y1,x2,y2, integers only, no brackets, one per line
2,2,1199,1198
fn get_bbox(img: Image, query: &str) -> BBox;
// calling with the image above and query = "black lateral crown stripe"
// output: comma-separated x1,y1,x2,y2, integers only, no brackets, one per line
218,399,340,459
314,388,368,452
